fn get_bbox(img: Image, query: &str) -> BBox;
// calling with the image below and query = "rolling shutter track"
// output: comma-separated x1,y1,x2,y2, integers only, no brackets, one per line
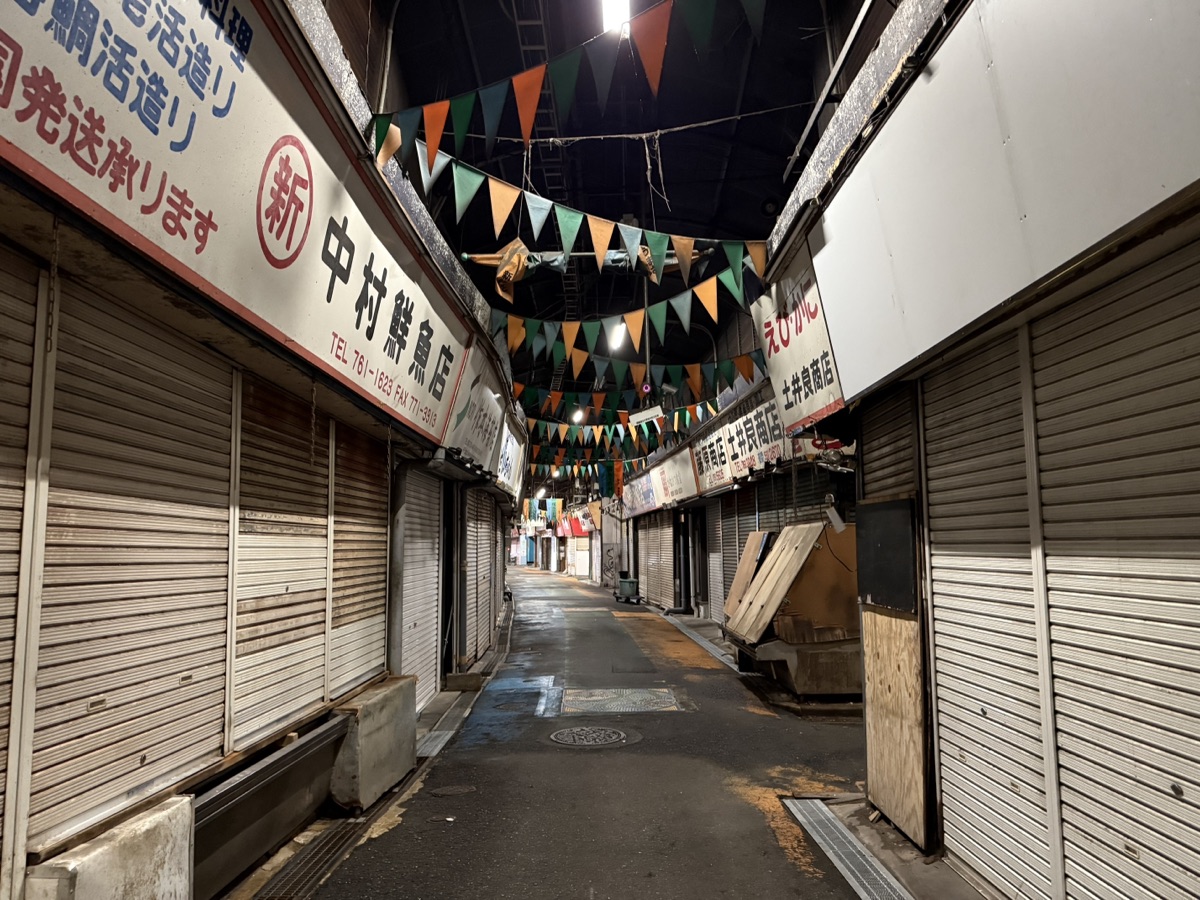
924,335,1052,900
34,280,231,848
330,425,388,698
233,377,328,748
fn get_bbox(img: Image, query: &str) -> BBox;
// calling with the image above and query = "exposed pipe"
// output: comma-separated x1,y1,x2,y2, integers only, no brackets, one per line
377,0,405,111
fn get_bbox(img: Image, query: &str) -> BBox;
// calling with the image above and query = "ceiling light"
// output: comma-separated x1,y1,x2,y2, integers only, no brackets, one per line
610,321,626,350
572,408,584,423
536,487,546,499
552,467,559,477
601,0,629,33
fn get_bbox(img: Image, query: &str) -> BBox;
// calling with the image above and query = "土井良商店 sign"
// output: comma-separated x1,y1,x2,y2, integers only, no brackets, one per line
0,0,471,443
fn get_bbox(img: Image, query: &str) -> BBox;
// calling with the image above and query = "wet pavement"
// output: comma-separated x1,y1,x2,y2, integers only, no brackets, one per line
315,569,867,899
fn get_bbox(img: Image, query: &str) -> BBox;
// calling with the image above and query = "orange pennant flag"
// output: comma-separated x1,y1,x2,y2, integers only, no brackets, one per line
558,423,569,442
513,382,525,398
527,418,535,431
507,314,525,352
734,354,755,383
671,235,694,285
423,99,450,172
587,215,616,270
570,346,589,378
593,392,606,414
556,448,566,464
549,390,563,414
685,364,702,398
562,321,580,350
585,449,593,461
629,0,673,96
630,362,646,388
694,276,718,323
746,241,768,278
619,410,630,427
592,425,603,443
512,64,546,147
624,308,645,353
488,178,522,239
687,404,698,419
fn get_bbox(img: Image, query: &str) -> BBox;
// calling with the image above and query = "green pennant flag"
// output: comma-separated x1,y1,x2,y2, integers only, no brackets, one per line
718,358,737,389
548,47,582,124
581,320,603,355
452,162,486,223
532,333,547,359
372,114,391,157
586,29,622,116
490,308,507,336
668,289,692,333
717,266,745,307
593,356,610,383
567,425,580,443
680,0,716,52
450,92,477,156
611,358,629,388
543,320,561,347
666,364,683,388
478,80,509,157
555,204,584,253
722,241,745,291
651,364,666,386
623,389,636,409
395,107,422,168
750,348,767,375
701,361,716,388
740,0,766,42
645,231,670,282
647,301,669,344
551,340,566,370
524,318,542,350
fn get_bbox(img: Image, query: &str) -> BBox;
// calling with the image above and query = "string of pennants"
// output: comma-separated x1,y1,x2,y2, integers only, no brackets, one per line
372,0,768,168
525,400,717,445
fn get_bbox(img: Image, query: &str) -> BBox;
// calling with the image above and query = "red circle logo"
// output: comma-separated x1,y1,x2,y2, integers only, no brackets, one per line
256,135,314,269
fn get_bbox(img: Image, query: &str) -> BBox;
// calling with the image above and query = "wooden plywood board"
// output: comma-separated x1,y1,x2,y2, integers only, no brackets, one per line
722,530,769,623
774,525,860,643
726,524,824,644
863,605,927,849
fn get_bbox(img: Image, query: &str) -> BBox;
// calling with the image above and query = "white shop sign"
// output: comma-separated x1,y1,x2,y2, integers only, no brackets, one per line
752,240,844,435
446,352,504,469
623,473,656,517
724,400,790,479
650,449,698,507
0,0,470,441
693,428,732,493
494,420,524,499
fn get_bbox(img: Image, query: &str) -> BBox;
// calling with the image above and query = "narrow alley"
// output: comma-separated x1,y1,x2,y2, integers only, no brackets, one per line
316,568,867,900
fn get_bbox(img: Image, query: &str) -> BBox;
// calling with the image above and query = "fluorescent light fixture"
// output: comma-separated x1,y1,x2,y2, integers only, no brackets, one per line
601,0,629,32
536,487,546,499
610,321,626,350
552,467,559,477
572,408,584,423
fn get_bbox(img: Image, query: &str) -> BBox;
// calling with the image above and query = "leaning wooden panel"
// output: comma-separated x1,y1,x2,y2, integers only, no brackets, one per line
722,530,769,622
726,524,824,643
863,605,926,850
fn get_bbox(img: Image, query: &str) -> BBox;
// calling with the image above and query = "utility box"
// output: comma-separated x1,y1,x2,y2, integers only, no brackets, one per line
618,578,638,598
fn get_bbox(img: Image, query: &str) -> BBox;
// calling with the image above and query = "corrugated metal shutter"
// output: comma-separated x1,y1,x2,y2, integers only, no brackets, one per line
636,516,650,593
566,533,576,576
330,425,388,698
34,281,231,848
575,535,590,580
403,470,442,711
464,489,484,665
721,493,738,612
233,377,328,748
737,486,757,543
0,248,39,848
472,491,495,659
756,479,782,532
492,504,503,648
924,334,1053,900
652,511,675,607
706,500,723,621
1031,243,1200,899
862,383,918,498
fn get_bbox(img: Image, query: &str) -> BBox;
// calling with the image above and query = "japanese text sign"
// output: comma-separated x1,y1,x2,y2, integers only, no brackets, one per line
650,449,698,507
693,429,732,493
723,400,790,479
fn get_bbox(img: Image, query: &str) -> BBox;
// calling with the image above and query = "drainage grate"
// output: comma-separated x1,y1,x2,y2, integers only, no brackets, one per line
782,799,915,900
255,819,367,900
550,726,627,746
560,687,679,715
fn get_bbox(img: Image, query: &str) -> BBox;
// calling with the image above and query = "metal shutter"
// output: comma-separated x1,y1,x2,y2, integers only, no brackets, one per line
492,505,503,649
575,535,590,580
403,470,442,711
721,493,738,611
706,500,724,621
756,479,782,532
474,492,494,658
566,534,576,576
35,281,231,848
0,248,39,849
234,377,328,748
636,516,650,593
1031,243,1200,900
862,383,918,498
464,490,484,665
737,486,757,543
924,334,1053,900
330,425,388,698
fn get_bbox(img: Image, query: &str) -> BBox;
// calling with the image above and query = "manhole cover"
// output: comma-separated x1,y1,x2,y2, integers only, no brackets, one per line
550,726,627,746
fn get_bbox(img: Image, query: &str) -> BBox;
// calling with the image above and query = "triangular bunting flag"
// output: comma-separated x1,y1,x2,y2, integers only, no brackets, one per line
422,100,450,172
549,391,564,415
645,231,669,282
543,321,561,348
624,308,646,354
666,364,683,389
548,48,582,123
524,192,554,243
746,240,767,277
490,308,507,336
558,424,569,442
740,0,766,42
373,115,395,167
585,29,623,116
582,320,602,355
701,362,715,391
694,276,719,323
555,205,584,253
722,241,745,291
651,365,666,387
647,301,669,344
593,393,606,415
623,389,637,409
478,80,509,157
551,340,566,370
571,346,589,378
532,333,547,360
618,410,630,427
718,359,736,389
611,358,629,388
489,178,522,239
562,321,581,351
680,0,716,52
685,364,702,398
512,64,546,147
415,142,451,194
587,215,616,270
452,162,486,223
671,235,694,285
630,363,646,388
717,266,745,307
592,425,603,443
449,92,477,156
668,289,692,333
507,314,525,352
514,382,525,399
750,348,767,375
524,318,542,350
734,354,755,383
617,223,643,265
394,107,422,169
593,356,610,383
629,0,673,96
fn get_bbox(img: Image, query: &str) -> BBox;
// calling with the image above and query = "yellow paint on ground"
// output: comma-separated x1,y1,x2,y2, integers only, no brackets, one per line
618,615,725,670
742,702,779,718
611,610,653,618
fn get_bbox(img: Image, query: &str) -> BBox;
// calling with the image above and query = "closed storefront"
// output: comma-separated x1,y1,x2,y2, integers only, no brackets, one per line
720,493,738,615
705,500,724,621
574,534,591,581
636,511,674,608
402,470,443,711
465,488,496,665
34,278,233,849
